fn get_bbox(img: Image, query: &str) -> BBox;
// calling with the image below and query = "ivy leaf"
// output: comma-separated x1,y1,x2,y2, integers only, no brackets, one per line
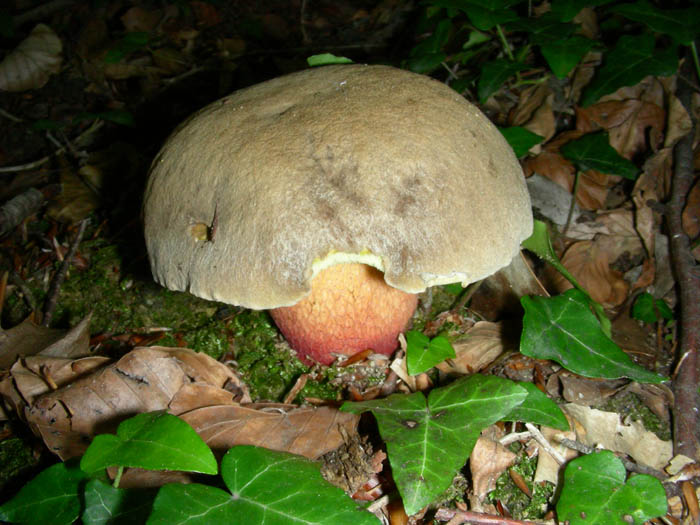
478,59,528,102
520,289,666,384
498,126,544,157
147,446,379,524
428,0,521,30
521,219,611,336
83,479,156,525
80,411,217,475
631,293,674,324
539,35,596,78
504,382,570,430
560,132,638,179
610,1,700,45
405,330,456,375
0,461,87,525
580,34,678,107
342,375,527,515
557,450,667,524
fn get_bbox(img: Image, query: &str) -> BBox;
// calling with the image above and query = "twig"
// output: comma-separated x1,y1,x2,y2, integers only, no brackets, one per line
669,49,700,459
435,508,537,524
525,423,566,464
0,108,23,123
41,219,88,327
0,188,45,237
562,170,581,236
0,120,103,174
300,0,311,45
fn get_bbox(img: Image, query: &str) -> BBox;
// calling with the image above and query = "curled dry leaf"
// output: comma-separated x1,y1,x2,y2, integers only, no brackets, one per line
562,403,672,471
548,240,630,307
179,402,360,461
0,24,63,92
20,346,247,460
469,436,517,500
576,100,665,160
436,321,512,375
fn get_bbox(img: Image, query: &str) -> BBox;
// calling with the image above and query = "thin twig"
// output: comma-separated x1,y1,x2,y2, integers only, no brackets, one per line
41,219,88,327
669,48,700,459
0,120,103,174
0,188,45,237
435,508,537,524
525,423,566,464
0,108,23,123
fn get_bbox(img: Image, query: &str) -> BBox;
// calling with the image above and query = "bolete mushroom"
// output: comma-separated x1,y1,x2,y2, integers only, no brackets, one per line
143,64,533,365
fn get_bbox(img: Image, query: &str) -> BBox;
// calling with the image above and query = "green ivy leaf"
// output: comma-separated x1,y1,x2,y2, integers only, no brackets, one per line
498,126,544,157
631,293,673,324
83,479,156,525
478,59,528,102
428,0,521,30
560,132,639,179
508,13,574,41
104,32,150,64
610,1,700,45
0,461,87,525
539,35,596,78
520,289,666,383
80,411,217,475
504,382,570,430
147,446,379,524
306,53,353,67
405,331,456,375
342,375,527,515
580,34,678,107
557,450,667,524
521,219,611,336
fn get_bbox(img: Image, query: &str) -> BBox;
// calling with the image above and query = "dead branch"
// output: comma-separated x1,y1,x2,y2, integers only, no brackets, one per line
669,52,700,458
0,188,45,237
41,219,88,327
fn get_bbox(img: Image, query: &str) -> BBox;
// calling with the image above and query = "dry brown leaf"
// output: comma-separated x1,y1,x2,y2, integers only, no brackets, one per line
550,240,629,307
22,346,246,460
632,172,660,258
522,133,615,210
179,403,359,461
576,100,665,159
559,373,626,406
436,322,512,375
665,92,693,148
562,403,672,470
0,24,62,92
469,436,516,500
0,314,92,369
597,75,666,108
120,6,162,32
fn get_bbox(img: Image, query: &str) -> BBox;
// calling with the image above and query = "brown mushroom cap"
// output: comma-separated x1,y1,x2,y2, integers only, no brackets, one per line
143,64,533,309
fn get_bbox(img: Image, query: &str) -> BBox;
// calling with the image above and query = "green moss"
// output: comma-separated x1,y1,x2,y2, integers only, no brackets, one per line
0,438,39,495
488,452,554,520
597,392,671,441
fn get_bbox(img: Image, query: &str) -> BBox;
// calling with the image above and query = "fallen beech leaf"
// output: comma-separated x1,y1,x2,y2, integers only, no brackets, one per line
534,424,578,485
470,436,516,500
550,240,629,307
22,346,246,460
0,314,92,369
436,321,511,375
0,24,63,92
576,100,665,160
179,403,360,460
562,404,672,470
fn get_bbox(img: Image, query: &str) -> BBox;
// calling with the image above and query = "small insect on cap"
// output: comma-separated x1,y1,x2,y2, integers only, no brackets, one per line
143,65,533,364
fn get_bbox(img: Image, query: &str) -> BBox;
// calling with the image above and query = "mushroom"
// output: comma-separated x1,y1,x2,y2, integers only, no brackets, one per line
143,64,533,365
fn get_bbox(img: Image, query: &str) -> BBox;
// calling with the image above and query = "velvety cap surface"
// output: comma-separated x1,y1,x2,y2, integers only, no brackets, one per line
143,64,533,309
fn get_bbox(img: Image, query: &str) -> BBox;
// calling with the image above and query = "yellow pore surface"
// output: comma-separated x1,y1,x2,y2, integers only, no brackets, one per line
269,263,418,365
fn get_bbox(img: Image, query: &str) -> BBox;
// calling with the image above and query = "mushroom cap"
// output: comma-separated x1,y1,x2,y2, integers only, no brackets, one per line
143,64,533,309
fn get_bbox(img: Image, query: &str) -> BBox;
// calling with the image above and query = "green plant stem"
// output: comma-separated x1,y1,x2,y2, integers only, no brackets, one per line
495,24,514,61
690,42,700,84
113,466,123,488
562,171,580,236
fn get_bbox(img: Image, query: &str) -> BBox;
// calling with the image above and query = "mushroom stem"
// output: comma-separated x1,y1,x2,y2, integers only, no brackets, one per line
269,263,418,365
